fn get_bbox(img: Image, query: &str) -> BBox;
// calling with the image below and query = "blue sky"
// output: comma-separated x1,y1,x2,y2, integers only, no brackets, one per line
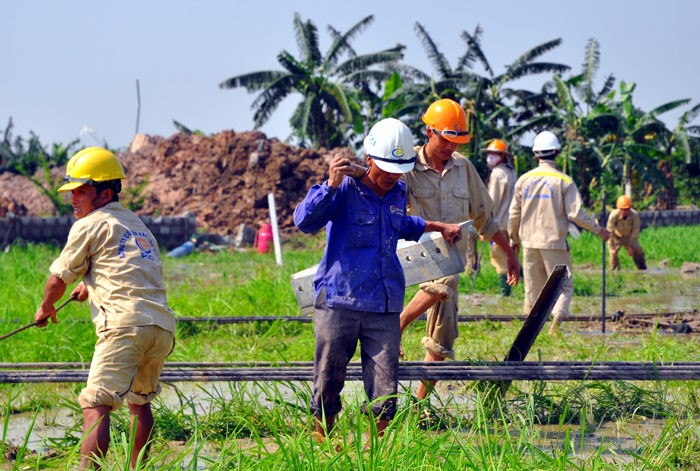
2,0,697,151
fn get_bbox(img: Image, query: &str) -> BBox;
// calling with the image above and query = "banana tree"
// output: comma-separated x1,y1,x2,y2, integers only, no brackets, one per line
219,14,405,149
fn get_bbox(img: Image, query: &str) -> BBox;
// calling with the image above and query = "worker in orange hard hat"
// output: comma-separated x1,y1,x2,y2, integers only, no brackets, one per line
606,195,647,270
481,139,516,296
399,98,521,401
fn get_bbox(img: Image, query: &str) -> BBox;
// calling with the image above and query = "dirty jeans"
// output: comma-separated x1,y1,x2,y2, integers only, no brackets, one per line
311,291,400,420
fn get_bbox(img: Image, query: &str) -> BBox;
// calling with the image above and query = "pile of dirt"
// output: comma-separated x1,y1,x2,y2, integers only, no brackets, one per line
0,130,360,236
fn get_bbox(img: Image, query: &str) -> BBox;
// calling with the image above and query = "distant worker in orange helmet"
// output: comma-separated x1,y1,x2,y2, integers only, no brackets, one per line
607,195,647,270
399,98,520,400
481,139,517,296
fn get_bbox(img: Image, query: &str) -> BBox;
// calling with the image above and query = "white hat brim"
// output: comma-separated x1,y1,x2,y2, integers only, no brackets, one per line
372,159,415,174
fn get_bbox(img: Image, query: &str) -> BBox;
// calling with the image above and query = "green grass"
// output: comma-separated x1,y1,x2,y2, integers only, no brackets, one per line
2,225,700,469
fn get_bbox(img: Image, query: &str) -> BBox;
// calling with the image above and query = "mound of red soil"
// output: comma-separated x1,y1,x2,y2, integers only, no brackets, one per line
0,130,360,236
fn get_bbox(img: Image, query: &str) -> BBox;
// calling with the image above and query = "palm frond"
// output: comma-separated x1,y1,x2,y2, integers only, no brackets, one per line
677,103,700,127
580,38,600,104
325,15,374,64
218,70,288,91
595,74,616,102
674,130,691,164
293,13,321,65
507,115,557,138
277,50,307,75
333,46,405,76
686,125,700,137
249,75,296,127
511,38,563,66
648,98,692,118
320,83,354,121
414,22,452,78
502,62,571,82
458,26,492,75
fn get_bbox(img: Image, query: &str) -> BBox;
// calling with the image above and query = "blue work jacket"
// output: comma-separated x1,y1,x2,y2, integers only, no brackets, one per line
294,177,425,313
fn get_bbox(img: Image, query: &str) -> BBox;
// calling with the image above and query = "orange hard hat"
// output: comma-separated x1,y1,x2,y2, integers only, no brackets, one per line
616,195,632,209
480,139,510,154
421,98,470,144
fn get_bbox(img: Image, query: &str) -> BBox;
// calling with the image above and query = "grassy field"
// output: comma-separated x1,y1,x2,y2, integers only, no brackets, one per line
1,226,700,469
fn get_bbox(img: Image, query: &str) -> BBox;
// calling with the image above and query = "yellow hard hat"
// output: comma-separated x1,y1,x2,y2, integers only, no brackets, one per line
421,98,470,144
616,195,632,209
58,147,126,192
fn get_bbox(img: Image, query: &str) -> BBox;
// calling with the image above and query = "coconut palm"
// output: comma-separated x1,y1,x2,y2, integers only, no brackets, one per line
219,14,405,149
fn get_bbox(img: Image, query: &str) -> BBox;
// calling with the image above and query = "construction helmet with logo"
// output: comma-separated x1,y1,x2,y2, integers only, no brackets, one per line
58,147,126,193
532,131,561,158
363,118,416,174
480,139,511,154
616,195,632,209
421,98,470,144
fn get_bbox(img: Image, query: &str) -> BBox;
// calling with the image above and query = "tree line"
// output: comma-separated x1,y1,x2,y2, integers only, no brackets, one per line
219,14,700,210
2,14,698,213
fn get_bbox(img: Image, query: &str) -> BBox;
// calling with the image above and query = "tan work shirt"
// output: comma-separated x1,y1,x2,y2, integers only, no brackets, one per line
403,146,500,248
607,208,641,241
50,202,176,334
487,163,516,231
509,160,603,250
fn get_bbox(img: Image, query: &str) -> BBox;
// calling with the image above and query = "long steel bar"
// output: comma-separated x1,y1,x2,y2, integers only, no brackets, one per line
3,362,700,383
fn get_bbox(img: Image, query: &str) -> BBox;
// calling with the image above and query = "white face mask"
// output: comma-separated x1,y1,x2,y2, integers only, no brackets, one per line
486,153,502,168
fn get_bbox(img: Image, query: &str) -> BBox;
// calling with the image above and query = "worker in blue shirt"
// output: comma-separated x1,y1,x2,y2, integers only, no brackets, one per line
294,118,462,444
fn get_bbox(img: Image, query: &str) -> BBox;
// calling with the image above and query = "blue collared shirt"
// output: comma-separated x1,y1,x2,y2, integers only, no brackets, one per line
294,177,426,313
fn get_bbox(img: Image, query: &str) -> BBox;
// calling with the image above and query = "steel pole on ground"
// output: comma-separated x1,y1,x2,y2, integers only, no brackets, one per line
486,265,568,402
601,191,607,333
267,193,282,266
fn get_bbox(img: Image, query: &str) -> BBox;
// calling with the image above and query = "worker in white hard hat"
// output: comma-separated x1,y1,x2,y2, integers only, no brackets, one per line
508,131,610,335
294,118,462,444
399,99,520,401
34,147,176,469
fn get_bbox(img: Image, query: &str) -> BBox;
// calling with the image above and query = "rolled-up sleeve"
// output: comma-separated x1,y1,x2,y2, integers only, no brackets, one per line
49,221,93,284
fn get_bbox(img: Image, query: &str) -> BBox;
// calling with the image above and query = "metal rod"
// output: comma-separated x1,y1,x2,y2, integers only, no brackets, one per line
3,361,700,383
602,189,607,333
0,295,76,342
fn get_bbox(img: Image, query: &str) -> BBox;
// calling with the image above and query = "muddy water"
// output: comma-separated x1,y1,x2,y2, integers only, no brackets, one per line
3,266,698,464
0,380,672,466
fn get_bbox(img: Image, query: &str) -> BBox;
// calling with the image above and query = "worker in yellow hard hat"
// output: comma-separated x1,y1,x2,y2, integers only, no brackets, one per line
607,195,647,270
481,139,516,296
35,147,176,469
399,98,520,401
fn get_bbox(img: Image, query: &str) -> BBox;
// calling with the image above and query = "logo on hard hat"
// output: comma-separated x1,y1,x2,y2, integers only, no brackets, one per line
392,147,405,158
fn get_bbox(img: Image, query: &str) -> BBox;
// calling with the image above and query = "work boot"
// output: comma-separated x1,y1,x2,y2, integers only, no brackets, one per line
498,274,511,297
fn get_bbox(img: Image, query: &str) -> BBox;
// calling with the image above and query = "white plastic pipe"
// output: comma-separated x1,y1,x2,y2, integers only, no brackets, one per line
267,193,283,266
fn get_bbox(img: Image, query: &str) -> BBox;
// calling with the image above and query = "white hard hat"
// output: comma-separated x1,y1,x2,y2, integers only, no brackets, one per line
532,131,561,154
363,118,416,174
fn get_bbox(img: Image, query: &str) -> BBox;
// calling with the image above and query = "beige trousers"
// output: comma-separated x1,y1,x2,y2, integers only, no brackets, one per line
522,247,573,320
